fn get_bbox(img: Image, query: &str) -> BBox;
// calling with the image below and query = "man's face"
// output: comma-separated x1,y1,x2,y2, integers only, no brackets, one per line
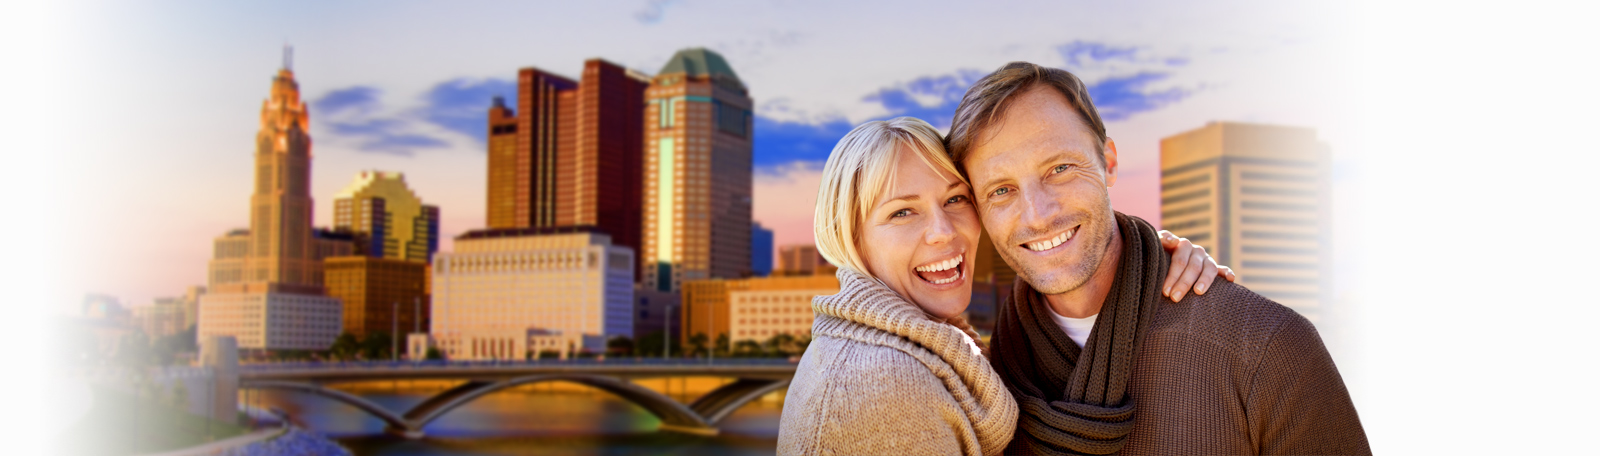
963,85,1120,295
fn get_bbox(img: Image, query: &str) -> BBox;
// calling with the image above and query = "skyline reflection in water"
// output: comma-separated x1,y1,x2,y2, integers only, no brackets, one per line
248,379,783,455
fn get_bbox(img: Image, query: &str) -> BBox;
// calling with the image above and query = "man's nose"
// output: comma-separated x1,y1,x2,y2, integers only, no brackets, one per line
1018,185,1058,234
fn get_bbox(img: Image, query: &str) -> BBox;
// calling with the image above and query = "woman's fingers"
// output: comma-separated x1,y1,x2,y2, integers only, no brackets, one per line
1158,230,1180,251
1170,246,1208,302
1192,252,1220,296
1162,238,1194,298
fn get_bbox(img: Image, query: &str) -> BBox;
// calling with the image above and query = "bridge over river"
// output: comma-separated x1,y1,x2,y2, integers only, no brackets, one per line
238,359,797,439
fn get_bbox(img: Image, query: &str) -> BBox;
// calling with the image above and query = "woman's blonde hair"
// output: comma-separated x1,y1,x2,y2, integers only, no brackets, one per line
813,117,970,276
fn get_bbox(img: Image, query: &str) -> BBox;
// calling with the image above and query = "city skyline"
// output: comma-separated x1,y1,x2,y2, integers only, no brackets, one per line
59,1,1358,316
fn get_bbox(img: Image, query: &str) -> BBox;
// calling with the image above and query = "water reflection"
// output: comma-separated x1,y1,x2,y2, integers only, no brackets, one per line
247,379,782,455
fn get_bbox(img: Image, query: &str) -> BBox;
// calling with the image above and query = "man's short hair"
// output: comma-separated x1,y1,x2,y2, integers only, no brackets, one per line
946,62,1109,168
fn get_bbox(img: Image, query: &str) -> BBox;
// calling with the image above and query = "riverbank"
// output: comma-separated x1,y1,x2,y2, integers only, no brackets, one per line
58,384,248,455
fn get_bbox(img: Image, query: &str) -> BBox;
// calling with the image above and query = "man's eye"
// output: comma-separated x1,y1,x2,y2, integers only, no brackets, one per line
946,195,969,205
992,187,1010,197
891,209,911,218
1052,164,1071,174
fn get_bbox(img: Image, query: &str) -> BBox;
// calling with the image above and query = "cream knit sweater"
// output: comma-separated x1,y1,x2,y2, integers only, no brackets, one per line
777,269,1017,456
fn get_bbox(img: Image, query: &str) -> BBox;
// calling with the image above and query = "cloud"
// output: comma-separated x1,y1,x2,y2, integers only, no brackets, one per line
1057,41,1141,68
314,86,381,115
1086,72,1191,122
751,41,1199,179
752,116,854,168
635,0,681,25
312,85,453,156
420,77,515,143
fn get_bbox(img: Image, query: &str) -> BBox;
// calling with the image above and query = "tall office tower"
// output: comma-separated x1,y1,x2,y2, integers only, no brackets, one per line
430,227,635,359
486,96,519,229
332,170,441,262
643,48,754,292
751,222,773,277
199,52,344,351
486,60,650,266
1159,122,1332,322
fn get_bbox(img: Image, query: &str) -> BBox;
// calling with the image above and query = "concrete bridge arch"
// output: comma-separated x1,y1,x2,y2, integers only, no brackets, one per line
243,374,789,439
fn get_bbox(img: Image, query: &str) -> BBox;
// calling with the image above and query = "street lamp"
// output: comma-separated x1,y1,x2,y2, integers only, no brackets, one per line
663,302,674,359
391,301,398,362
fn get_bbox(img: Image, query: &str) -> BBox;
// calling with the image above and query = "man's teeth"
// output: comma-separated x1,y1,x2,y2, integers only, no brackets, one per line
1025,229,1075,252
915,256,962,272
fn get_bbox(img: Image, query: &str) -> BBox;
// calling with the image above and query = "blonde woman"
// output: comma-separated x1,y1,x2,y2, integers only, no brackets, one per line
776,117,1228,455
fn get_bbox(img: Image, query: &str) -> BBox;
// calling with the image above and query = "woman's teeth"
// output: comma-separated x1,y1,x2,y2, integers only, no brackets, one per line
915,256,961,272
1025,228,1075,252
914,256,963,285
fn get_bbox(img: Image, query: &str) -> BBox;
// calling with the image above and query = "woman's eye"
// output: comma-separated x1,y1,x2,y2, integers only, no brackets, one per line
891,209,911,218
946,195,969,205
1052,164,1071,174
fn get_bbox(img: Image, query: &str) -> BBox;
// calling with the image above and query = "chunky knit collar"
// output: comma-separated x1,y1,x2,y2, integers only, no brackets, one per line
811,268,1018,455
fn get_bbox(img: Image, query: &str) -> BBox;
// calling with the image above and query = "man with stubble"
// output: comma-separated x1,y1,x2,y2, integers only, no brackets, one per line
947,62,1369,455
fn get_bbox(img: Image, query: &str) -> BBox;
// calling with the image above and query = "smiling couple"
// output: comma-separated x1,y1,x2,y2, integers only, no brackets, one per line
775,63,1370,455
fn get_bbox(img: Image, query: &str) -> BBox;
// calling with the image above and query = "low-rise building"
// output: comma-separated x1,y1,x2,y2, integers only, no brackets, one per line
681,274,840,346
430,227,633,360
324,256,429,338
196,291,341,351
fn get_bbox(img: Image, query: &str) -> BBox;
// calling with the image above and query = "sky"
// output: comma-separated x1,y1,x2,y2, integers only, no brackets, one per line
48,0,1357,309
12,0,1600,453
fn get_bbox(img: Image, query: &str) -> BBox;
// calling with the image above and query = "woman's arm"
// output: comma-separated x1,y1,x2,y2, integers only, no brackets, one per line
1158,230,1237,303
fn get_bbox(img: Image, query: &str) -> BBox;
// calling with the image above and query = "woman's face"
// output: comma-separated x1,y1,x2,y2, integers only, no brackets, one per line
859,147,982,321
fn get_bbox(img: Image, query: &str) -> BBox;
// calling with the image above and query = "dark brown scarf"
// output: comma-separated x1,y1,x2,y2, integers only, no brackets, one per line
991,212,1167,455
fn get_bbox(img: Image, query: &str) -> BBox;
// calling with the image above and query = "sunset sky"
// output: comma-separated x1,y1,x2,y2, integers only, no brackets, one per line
15,1,1600,453
51,0,1357,309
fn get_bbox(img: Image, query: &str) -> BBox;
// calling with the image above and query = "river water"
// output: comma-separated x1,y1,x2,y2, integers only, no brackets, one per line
245,378,783,456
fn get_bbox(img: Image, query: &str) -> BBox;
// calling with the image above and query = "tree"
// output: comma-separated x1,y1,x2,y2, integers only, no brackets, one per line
607,336,635,357
687,332,709,358
359,331,393,360
795,334,813,354
635,330,680,358
765,333,797,358
732,340,764,358
425,347,443,360
329,332,360,360
714,333,731,358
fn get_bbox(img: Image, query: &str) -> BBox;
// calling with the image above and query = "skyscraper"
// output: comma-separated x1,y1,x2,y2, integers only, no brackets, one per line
332,170,440,262
485,59,650,270
486,96,518,229
751,222,773,277
643,48,753,292
199,51,344,351
1159,121,1332,322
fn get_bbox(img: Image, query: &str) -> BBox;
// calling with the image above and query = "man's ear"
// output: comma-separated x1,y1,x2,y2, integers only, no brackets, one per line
1102,138,1119,188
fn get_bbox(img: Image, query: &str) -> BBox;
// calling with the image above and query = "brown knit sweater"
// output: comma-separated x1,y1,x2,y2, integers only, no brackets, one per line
778,269,1018,455
994,214,1370,455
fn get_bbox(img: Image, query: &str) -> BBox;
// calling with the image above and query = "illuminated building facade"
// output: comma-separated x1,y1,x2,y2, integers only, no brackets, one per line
332,170,440,262
430,227,634,359
198,51,343,351
324,256,429,339
1159,121,1332,322
643,48,753,292
681,274,839,346
485,59,649,275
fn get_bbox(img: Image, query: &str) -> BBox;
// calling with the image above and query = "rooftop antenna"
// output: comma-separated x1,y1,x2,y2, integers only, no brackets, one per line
282,44,293,71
